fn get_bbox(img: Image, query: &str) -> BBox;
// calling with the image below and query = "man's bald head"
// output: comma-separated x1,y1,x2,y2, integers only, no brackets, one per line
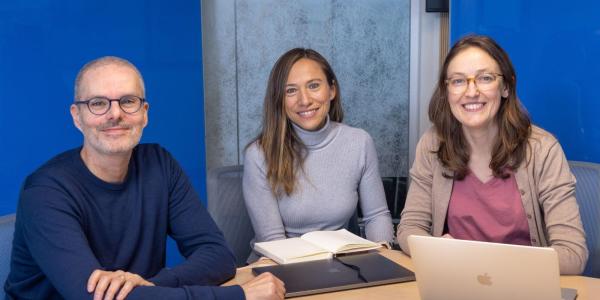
74,56,145,101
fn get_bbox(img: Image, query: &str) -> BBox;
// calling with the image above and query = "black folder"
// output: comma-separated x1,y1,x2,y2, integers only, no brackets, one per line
252,252,415,297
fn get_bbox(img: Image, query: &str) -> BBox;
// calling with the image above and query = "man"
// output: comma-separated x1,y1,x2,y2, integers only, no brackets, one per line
5,56,284,300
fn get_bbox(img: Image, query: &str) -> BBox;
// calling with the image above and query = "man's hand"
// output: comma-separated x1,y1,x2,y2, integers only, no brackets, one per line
87,269,155,300
241,272,285,300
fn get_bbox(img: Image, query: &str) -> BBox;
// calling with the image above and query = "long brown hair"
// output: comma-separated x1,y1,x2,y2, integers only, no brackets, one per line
250,48,343,196
428,35,531,179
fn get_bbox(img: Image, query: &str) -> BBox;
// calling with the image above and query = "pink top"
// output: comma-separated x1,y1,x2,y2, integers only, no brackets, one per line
447,171,531,246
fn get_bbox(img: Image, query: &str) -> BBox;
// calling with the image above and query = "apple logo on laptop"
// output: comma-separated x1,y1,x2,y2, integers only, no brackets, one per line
477,273,493,286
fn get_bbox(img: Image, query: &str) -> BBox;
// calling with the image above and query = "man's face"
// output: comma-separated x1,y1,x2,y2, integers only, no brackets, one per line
70,64,148,156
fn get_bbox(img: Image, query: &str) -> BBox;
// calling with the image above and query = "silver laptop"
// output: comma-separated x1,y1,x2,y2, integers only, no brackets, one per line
407,235,577,300
252,252,415,297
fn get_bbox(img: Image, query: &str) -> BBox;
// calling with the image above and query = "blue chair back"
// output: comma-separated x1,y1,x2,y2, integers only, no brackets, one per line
0,214,16,292
569,161,600,278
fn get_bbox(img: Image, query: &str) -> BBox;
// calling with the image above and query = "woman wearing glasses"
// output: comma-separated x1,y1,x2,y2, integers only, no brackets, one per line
397,35,588,274
243,48,394,261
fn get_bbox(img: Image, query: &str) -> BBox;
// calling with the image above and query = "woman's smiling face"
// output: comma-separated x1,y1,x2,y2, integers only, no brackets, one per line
284,58,336,131
446,47,508,132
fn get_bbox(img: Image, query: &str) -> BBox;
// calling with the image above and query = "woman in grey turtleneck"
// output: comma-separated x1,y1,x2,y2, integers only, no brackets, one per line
242,48,394,262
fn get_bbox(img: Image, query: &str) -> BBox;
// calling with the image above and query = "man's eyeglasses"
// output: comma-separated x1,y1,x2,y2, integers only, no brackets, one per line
446,73,503,95
74,95,145,115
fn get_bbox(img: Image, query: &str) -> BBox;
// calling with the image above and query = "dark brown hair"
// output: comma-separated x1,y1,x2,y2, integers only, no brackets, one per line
251,48,343,195
428,35,531,179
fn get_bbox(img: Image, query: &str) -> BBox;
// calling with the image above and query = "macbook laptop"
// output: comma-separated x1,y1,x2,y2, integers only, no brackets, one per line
407,235,577,300
252,252,415,297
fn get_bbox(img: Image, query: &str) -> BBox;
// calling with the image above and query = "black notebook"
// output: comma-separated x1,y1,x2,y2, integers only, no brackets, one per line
252,252,415,297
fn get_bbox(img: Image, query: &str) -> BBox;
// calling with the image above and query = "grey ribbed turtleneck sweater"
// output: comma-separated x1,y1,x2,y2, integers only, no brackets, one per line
243,119,394,253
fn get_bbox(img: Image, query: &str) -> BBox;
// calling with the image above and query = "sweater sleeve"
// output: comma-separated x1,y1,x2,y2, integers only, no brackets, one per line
147,150,239,289
242,144,287,243
11,151,244,300
358,133,394,243
16,186,242,300
126,285,244,300
16,185,106,300
535,136,588,275
397,130,436,255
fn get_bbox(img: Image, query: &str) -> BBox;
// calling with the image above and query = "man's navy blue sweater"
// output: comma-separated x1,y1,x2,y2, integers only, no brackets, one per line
5,144,244,299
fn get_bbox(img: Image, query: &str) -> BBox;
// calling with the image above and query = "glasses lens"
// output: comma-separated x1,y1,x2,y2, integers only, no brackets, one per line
447,76,467,94
475,73,498,91
119,96,142,113
88,98,110,114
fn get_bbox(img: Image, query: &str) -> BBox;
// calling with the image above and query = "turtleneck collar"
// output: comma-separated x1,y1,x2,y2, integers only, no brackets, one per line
292,116,338,149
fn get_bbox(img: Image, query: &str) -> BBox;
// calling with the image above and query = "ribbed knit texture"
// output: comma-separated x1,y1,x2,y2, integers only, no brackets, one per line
243,119,394,255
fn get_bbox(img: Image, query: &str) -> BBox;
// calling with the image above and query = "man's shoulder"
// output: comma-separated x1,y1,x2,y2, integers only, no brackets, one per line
133,143,176,164
25,147,81,185
39,147,81,168
134,143,166,154
132,143,186,179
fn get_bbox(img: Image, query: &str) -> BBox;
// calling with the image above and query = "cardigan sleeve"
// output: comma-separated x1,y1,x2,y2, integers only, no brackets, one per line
397,129,437,255
534,134,588,275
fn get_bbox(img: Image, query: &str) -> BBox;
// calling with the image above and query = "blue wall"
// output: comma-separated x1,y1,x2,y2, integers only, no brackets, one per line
0,1,206,264
450,0,600,163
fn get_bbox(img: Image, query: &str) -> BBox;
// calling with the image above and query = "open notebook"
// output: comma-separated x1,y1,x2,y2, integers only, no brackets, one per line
254,229,381,264
408,235,577,300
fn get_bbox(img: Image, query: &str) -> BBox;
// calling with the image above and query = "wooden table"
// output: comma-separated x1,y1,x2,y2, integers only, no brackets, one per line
223,249,600,299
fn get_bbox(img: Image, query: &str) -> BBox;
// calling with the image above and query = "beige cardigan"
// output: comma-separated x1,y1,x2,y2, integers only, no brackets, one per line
397,126,588,275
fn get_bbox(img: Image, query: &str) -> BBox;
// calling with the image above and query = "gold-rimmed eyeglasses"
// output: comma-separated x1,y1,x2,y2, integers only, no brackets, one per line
446,73,503,95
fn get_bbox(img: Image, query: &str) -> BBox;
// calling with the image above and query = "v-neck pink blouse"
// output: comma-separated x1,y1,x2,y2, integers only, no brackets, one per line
447,171,531,246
